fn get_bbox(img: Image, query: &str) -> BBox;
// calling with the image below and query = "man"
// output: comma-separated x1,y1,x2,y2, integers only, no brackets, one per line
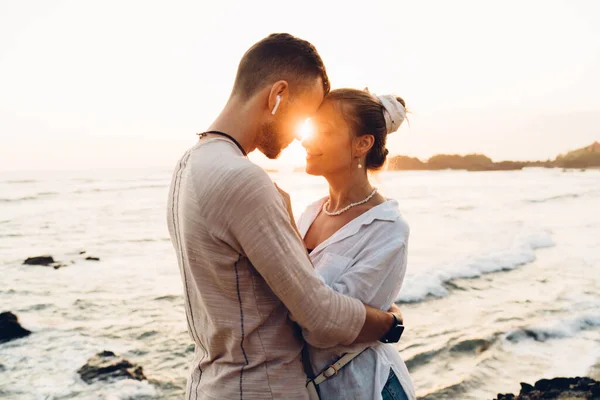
167,33,403,399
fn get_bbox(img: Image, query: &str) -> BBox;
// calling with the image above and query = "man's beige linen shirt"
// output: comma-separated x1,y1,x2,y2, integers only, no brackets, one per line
167,138,366,399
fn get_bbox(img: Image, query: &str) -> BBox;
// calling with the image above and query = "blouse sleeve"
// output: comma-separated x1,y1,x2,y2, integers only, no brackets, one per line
330,221,409,311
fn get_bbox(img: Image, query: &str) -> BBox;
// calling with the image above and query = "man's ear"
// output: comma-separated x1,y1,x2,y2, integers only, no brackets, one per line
268,80,288,114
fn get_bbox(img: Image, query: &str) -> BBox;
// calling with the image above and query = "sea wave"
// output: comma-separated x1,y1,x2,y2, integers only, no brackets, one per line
418,378,480,400
0,192,58,203
397,231,555,303
406,312,600,374
74,184,167,194
127,238,171,243
154,295,180,302
526,193,581,203
455,205,475,211
406,336,496,370
526,189,600,203
17,303,53,312
0,233,22,238
504,313,600,343
72,379,158,400
4,180,38,184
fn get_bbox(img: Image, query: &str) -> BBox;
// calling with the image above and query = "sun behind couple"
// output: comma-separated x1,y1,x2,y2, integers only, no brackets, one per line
167,33,414,400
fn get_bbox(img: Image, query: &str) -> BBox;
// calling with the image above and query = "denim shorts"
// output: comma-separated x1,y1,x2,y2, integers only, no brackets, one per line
381,368,409,400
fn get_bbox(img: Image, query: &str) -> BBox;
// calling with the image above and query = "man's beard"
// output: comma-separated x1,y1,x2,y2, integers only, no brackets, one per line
257,120,285,159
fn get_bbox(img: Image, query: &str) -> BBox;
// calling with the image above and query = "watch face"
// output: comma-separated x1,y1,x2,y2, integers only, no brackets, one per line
382,324,405,343
393,325,405,342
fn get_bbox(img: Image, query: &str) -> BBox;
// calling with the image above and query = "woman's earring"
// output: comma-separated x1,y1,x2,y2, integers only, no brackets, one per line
358,162,363,169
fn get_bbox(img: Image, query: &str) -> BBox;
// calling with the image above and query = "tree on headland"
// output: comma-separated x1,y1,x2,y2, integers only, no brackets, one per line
554,141,600,168
386,142,600,171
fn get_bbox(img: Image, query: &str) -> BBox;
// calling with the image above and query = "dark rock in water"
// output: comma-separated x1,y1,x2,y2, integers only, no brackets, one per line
23,255,66,269
79,250,87,255
519,382,534,394
23,256,55,266
495,376,600,399
0,312,32,343
77,350,146,384
535,377,571,391
85,256,100,261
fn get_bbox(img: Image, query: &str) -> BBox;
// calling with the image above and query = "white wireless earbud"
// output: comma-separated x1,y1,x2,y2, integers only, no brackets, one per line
271,95,281,115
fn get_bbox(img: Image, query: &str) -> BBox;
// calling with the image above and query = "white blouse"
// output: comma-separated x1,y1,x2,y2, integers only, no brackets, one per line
297,198,416,400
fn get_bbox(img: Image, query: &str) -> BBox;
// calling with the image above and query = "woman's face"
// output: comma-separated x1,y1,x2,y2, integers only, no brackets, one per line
302,100,355,176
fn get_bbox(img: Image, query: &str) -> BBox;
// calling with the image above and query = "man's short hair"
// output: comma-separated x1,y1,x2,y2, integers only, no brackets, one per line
232,33,330,99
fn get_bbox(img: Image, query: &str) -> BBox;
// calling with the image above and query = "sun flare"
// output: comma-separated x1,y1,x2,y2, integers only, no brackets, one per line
298,118,315,141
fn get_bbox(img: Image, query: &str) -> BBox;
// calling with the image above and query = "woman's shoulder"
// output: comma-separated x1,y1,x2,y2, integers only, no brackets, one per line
371,199,410,242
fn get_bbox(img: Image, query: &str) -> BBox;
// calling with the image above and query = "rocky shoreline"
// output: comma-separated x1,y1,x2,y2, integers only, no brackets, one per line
495,377,600,399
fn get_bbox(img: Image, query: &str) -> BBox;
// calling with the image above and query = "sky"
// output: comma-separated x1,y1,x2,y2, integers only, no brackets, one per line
1,0,599,171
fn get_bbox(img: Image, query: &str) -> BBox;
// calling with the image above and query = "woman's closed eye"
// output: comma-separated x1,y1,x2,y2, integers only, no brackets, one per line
314,124,334,137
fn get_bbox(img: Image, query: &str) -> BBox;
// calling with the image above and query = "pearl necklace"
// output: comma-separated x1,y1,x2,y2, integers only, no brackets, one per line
322,188,378,216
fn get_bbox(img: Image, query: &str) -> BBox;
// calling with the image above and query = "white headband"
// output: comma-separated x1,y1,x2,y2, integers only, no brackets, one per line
375,94,406,134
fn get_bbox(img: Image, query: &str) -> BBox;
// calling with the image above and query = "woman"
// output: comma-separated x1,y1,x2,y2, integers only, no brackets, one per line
297,89,415,400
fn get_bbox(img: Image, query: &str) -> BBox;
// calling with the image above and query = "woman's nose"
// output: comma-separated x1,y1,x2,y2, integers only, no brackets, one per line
301,135,314,149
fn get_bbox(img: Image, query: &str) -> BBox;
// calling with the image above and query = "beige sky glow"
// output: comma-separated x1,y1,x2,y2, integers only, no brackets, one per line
1,0,599,171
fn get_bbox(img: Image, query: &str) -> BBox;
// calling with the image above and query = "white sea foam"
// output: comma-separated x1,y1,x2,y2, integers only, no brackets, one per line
97,379,158,400
397,230,555,303
504,312,600,343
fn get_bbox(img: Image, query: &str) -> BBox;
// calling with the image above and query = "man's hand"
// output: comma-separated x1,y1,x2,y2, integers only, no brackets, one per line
388,303,404,325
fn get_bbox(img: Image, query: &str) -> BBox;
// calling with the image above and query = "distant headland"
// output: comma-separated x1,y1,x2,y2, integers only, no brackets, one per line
387,142,600,171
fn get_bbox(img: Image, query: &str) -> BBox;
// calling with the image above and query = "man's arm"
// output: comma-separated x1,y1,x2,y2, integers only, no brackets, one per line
274,183,304,243
276,182,402,344
355,305,397,343
223,165,397,348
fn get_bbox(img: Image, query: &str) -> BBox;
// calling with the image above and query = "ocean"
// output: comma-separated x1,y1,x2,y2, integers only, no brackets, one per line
1,167,599,399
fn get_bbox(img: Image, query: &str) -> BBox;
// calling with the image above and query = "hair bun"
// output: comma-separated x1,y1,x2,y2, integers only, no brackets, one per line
395,96,406,108
376,94,407,134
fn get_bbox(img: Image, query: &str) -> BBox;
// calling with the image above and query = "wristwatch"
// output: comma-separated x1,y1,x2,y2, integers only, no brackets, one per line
379,313,404,343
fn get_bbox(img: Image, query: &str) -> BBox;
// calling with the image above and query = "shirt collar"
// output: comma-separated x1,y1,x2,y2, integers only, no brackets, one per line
300,198,402,254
